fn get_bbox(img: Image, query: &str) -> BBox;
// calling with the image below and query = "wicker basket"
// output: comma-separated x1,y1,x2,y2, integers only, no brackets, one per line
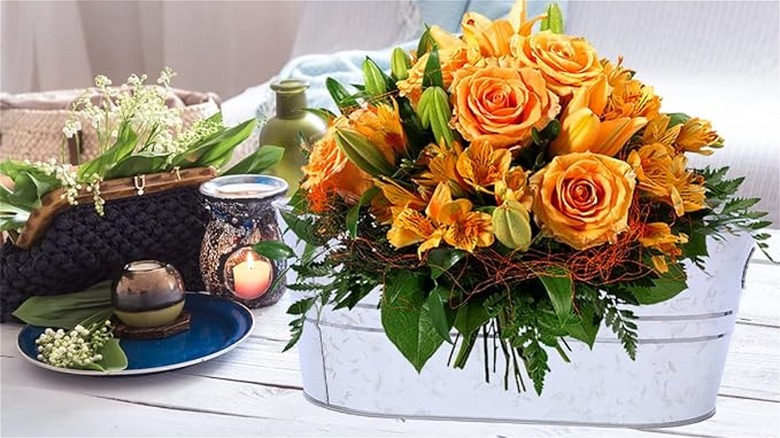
0,88,220,163
0,167,216,322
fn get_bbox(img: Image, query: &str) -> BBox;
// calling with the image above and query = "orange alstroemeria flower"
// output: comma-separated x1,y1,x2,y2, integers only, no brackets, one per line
601,59,661,121
415,141,469,198
348,100,407,164
642,114,681,148
627,143,707,216
456,139,512,192
639,222,689,273
387,183,493,256
675,117,724,156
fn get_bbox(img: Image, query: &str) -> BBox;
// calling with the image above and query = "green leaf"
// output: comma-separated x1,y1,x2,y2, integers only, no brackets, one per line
95,338,128,371
667,113,691,128
427,286,456,343
427,248,466,280
422,45,443,89
453,300,491,335
192,118,257,168
12,282,112,329
287,296,316,316
416,25,435,57
253,240,295,261
625,263,687,305
346,186,380,238
381,270,444,372
325,78,359,110
223,145,285,175
280,210,320,244
566,301,601,348
539,267,573,321
104,155,168,180
79,122,138,178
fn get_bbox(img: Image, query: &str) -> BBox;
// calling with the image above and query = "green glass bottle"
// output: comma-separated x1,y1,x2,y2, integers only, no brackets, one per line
258,80,327,193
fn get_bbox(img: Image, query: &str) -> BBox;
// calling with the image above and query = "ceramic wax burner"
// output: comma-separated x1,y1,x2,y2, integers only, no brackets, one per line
112,260,186,328
199,175,288,308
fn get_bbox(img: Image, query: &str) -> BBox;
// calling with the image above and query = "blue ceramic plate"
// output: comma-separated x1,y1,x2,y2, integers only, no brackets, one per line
17,292,254,376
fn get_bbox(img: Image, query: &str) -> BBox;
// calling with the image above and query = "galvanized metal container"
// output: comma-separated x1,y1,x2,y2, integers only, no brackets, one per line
297,233,754,427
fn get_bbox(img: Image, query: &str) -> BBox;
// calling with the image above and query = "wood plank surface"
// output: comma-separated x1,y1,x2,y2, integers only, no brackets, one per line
0,240,777,437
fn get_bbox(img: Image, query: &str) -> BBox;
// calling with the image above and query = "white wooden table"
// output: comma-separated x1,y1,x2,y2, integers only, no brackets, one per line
1,244,778,437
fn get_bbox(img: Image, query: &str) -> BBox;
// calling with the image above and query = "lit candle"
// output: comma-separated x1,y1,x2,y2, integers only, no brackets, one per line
232,253,272,299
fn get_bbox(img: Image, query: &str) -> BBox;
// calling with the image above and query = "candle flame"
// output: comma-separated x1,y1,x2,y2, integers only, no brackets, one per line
246,253,255,269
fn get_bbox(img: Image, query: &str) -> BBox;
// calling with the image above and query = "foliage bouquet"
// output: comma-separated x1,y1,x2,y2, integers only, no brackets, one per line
276,1,771,394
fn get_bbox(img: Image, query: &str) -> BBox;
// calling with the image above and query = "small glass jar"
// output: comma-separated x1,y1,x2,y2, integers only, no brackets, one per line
112,260,186,328
199,175,288,308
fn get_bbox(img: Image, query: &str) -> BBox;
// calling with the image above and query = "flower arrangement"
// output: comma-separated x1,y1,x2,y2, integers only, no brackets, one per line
274,1,773,395
0,68,282,240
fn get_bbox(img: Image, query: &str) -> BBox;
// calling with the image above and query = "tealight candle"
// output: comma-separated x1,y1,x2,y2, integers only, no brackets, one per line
199,174,288,308
232,252,272,299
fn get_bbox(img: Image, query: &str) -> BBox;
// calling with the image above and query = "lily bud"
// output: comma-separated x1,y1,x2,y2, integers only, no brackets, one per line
363,58,388,96
492,200,532,251
335,129,394,177
418,86,454,146
391,48,411,81
550,107,600,156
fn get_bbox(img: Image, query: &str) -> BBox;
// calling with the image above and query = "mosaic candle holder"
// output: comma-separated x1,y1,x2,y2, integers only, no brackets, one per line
199,175,288,308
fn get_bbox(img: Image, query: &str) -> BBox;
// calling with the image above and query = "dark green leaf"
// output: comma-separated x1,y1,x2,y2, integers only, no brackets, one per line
79,122,138,178
427,248,466,279
667,112,691,128
566,301,601,348
426,286,456,343
253,240,295,261
625,263,687,305
287,296,316,316
192,119,256,168
223,145,284,175
325,78,359,110
280,210,320,244
416,25,434,57
422,45,443,89
12,282,112,329
539,267,573,321
453,300,491,335
381,270,443,372
104,155,168,180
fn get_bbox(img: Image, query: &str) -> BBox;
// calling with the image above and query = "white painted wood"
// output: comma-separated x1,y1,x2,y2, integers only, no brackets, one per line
0,234,777,437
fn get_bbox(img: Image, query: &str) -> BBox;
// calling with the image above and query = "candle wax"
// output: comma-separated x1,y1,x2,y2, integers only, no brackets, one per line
232,255,273,299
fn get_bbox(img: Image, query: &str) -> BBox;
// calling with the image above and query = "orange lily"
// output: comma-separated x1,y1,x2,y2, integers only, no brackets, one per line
550,74,647,157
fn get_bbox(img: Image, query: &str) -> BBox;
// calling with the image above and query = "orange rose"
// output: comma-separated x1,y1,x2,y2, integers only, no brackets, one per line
451,65,560,148
301,120,373,213
511,31,603,97
529,152,636,250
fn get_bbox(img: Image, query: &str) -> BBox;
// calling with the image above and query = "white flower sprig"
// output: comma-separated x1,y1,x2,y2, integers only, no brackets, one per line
35,320,114,369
